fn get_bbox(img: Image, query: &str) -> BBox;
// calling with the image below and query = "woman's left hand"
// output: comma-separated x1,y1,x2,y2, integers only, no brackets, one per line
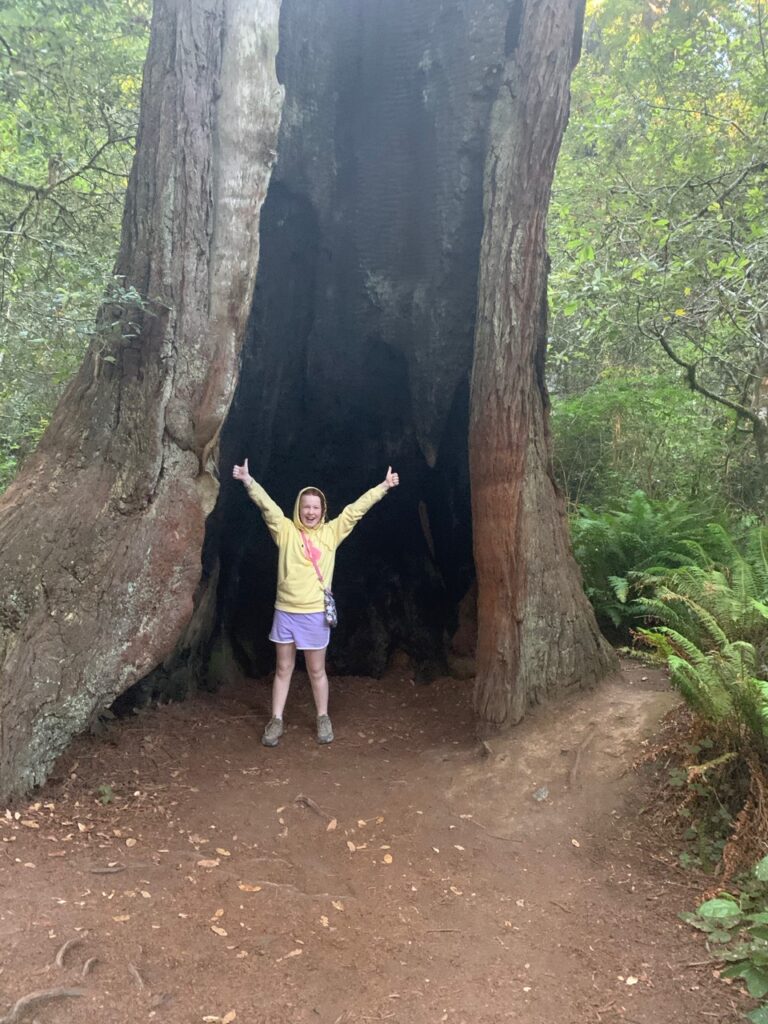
383,466,400,490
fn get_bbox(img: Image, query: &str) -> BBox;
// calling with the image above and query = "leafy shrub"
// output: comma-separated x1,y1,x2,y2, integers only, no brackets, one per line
551,376,730,510
569,490,719,633
637,527,768,875
681,856,768,1020
638,530,768,757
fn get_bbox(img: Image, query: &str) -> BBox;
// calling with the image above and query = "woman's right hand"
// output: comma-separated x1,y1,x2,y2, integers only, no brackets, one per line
232,458,253,485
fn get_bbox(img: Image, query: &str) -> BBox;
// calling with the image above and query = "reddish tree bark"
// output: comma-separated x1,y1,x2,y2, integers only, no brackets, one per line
0,0,283,800
470,0,616,725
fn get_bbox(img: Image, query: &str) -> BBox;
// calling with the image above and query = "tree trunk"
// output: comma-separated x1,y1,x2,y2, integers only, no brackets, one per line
0,0,282,800
470,0,616,725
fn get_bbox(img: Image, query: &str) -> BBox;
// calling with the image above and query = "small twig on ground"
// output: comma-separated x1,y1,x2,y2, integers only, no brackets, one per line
54,937,84,969
88,864,126,875
81,958,98,979
294,793,329,819
0,988,84,1024
568,724,597,789
549,900,573,914
594,998,615,1020
128,963,146,990
247,879,351,900
455,815,522,842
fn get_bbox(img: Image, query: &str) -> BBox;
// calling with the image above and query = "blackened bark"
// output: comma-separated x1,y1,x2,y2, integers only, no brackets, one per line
470,0,615,725
0,0,282,800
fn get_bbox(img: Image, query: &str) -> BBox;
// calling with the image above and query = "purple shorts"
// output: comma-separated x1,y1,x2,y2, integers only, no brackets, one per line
269,610,330,650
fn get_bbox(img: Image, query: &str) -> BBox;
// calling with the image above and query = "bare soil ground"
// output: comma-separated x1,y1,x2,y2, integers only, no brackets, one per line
0,660,752,1024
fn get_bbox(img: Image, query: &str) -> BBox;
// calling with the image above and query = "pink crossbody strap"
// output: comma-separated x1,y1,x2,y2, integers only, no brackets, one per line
300,531,325,585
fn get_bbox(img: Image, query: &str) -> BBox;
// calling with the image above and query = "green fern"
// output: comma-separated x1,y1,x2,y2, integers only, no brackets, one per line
570,491,719,633
637,534,768,759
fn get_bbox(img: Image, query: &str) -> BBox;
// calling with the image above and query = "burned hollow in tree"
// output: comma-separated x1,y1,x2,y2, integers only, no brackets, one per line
209,0,507,680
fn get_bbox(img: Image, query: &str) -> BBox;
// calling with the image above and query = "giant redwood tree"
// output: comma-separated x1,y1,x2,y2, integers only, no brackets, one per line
0,0,612,801
470,0,615,725
0,0,283,798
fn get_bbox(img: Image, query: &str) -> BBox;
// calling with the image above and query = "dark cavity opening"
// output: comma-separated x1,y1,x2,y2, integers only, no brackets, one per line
117,0,511,711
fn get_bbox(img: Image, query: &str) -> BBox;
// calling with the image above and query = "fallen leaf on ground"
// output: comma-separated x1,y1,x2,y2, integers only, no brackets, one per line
222,1011,237,1023
326,818,338,831
331,900,344,911
346,841,356,852
125,837,137,847
197,858,221,869
277,948,303,961
571,839,580,848
211,908,225,919
211,925,228,937
625,977,639,986
112,914,131,922
238,883,262,893
383,853,393,864
216,848,231,857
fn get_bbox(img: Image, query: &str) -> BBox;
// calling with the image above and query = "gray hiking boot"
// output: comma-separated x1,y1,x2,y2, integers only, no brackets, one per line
262,716,284,747
316,714,334,745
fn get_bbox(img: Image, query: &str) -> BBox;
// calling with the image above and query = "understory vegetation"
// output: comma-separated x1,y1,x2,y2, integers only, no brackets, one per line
0,0,149,489
548,0,768,1011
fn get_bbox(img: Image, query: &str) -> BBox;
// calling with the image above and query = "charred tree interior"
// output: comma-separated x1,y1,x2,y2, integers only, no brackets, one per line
202,0,510,683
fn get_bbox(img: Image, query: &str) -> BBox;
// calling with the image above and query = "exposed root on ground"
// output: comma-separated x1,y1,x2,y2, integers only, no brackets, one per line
53,937,84,969
0,987,84,1024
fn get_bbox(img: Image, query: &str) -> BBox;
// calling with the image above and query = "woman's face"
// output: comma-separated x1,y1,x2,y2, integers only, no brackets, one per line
299,494,323,527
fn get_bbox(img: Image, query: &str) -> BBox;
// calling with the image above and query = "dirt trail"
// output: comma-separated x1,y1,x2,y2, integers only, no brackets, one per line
0,662,750,1023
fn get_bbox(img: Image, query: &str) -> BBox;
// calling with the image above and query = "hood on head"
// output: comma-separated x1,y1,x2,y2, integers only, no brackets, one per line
293,486,328,530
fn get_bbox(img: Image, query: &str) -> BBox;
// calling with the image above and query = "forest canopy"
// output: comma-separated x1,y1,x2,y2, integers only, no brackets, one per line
0,0,149,488
549,0,768,513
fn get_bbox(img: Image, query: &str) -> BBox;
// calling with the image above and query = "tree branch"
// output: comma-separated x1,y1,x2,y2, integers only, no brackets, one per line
654,326,761,426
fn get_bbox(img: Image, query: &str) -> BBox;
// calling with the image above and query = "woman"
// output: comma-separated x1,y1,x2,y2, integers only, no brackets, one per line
232,459,400,746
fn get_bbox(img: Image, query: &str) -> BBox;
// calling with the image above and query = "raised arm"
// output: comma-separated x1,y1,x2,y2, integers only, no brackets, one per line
329,466,400,546
232,458,287,544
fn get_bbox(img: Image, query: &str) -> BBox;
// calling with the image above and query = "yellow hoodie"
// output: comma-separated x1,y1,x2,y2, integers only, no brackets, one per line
245,481,388,613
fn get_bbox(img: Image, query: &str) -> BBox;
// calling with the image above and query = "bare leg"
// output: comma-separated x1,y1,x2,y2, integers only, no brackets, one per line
304,647,329,717
272,642,296,718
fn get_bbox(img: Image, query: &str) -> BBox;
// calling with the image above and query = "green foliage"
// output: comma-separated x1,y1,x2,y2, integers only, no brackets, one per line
96,783,114,805
681,857,768,1015
0,0,150,492
569,489,718,631
551,374,730,508
638,527,768,756
549,0,768,508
